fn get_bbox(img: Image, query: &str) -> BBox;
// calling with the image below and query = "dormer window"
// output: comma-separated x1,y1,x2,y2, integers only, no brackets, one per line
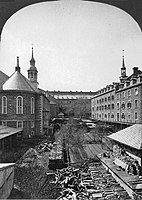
126,82,130,87
132,79,137,84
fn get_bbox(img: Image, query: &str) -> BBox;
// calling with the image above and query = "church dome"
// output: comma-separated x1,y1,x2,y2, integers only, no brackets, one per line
3,57,39,93
3,71,36,92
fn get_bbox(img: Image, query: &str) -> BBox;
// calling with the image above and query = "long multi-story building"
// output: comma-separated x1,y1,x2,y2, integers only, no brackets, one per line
91,53,142,130
48,91,97,118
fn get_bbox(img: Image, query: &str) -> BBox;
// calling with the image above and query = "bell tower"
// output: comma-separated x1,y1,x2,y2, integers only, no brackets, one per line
27,47,38,88
119,50,127,83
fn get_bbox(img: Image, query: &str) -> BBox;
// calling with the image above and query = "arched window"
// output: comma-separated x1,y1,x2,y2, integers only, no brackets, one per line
121,113,125,119
117,103,119,109
111,104,114,109
2,96,7,114
127,102,131,109
135,99,138,108
135,112,138,120
16,96,23,114
111,114,114,118
31,97,35,114
121,103,125,109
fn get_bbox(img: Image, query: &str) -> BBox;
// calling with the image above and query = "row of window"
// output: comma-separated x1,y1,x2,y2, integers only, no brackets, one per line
117,112,138,120
117,88,138,99
95,112,138,120
117,100,138,109
2,120,35,129
60,100,72,104
97,95,114,104
94,100,138,111
2,96,35,114
95,113,114,119
96,88,139,104
57,96,90,99
95,104,115,111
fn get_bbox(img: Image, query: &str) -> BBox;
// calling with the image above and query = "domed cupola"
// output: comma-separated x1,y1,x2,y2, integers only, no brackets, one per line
3,56,38,92
27,47,38,88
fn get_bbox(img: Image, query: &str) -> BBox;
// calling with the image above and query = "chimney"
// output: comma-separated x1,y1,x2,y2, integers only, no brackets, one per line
133,67,138,75
15,56,20,73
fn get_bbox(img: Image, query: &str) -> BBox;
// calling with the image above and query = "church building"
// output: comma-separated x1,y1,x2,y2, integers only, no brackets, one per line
0,48,50,138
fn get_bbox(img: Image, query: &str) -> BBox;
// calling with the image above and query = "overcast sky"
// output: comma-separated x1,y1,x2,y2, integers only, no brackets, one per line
0,0,142,91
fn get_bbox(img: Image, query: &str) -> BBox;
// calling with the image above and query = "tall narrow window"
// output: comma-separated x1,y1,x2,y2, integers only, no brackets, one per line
135,112,138,120
135,88,138,95
16,96,23,114
2,96,7,114
128,90,131,97
31,121,34,128
135,100,138,108
17,121,23,128
31,97,35,114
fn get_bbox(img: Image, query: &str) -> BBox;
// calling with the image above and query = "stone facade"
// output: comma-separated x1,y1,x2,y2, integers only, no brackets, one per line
48,91,96,118
0,52,50,138
91,60,142,125
91,84,116,122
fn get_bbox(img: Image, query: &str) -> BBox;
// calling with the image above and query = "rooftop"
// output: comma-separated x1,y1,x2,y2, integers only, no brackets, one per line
0,70,9,89
3,71,39,93
108,124,142,150
0,125,22,140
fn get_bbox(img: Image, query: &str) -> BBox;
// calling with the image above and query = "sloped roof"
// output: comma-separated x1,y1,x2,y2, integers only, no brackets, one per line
46,94,57,105
0,125,22,140
0,70,9,89
108,124,142,150
3,71,39,93
40,89,57,105
125,69,142,82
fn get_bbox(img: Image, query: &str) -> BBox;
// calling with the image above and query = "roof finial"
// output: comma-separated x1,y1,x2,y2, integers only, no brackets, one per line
32,44,34,58
122,50,125,68
30,44,35,66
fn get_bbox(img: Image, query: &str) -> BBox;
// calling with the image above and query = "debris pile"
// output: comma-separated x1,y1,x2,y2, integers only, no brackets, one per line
100,145,141,176
52,160,130,200
49,142,63,160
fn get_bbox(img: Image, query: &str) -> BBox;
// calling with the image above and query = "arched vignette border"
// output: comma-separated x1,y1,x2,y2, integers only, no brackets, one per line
0,0,142,40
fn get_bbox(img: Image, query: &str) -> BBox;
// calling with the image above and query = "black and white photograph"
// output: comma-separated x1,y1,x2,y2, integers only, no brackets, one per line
0,0,142,199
